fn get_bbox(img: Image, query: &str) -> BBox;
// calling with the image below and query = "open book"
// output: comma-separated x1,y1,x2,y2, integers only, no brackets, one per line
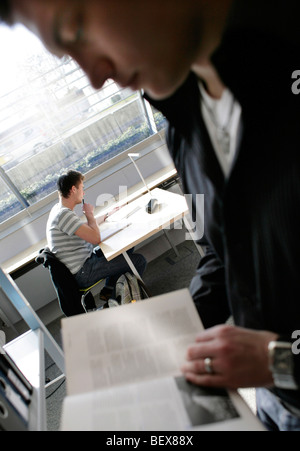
61,289,265,431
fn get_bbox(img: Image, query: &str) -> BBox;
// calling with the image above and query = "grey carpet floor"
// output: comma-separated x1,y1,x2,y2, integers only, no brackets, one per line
143,241,200,298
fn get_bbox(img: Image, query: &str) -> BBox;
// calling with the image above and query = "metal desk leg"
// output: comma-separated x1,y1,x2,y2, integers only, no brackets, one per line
183,216,205,257
163,229,180,258
122,251,143,283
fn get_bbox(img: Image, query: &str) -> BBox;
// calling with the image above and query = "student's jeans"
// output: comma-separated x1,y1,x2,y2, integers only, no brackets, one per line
256,388,300,431
74,247,147,289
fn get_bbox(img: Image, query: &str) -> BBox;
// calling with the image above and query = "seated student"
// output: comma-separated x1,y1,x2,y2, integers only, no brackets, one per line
46,170,147,297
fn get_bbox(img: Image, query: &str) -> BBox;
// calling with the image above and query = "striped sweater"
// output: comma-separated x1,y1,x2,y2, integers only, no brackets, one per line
46,203,93,274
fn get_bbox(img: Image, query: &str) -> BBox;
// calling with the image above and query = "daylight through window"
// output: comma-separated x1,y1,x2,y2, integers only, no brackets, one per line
0,26,166,226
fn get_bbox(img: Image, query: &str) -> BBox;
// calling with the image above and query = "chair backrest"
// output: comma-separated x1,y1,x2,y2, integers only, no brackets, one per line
35,248,95,316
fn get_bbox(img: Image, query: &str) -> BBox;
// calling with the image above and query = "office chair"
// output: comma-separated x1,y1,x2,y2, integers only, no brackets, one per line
35,248,104,317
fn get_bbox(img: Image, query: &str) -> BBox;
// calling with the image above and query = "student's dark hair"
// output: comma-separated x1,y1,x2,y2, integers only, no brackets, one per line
57,171,84,198
0,0,12,24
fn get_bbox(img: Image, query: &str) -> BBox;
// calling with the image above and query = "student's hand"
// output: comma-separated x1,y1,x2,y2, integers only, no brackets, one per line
102,206,122,222
181,325,278,389
83,202,95,217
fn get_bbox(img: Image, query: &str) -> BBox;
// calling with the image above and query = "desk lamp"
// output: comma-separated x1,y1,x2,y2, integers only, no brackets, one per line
128,153,158,213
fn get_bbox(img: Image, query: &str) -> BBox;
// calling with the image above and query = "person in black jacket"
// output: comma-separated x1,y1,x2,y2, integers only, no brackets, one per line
2,0,300,430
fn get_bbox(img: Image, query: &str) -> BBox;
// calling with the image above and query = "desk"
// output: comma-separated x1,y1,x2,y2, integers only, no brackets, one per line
99,188,189,280
2,240,47,280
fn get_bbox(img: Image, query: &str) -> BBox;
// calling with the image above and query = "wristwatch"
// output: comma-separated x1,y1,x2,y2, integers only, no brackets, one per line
268,340,298,390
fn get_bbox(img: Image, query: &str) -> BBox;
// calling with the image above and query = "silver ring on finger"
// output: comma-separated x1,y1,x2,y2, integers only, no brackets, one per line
204,357,214,374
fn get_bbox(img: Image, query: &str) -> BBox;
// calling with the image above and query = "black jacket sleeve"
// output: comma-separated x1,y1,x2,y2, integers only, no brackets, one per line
189,245,231,329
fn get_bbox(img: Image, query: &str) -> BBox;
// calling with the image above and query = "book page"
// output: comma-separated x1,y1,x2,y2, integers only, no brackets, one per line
61,289,265,431
61,375,265,431
61,289,203,396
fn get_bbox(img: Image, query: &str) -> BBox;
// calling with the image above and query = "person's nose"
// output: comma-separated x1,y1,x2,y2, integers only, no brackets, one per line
75,54,115,90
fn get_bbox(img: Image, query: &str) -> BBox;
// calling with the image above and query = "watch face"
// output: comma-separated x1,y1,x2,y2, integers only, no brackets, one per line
269,342,298,389
273,344,293,375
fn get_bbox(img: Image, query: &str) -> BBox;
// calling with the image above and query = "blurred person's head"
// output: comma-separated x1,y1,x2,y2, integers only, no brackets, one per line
6,0,233,99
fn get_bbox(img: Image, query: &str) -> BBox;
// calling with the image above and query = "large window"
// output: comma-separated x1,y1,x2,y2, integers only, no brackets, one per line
0,25,166,226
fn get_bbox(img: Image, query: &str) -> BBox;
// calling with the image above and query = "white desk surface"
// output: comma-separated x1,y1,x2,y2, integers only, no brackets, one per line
99,188,188,261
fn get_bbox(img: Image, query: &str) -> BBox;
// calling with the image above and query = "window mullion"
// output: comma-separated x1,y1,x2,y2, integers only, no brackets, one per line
139,90,157,135
0,166,29,209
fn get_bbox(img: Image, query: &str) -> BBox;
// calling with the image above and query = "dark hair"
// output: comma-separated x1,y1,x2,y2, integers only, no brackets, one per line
0,0,12,24
57,171,84,198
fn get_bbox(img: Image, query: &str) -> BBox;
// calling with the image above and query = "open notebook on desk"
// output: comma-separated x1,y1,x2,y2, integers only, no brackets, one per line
61,289,265,431
99,221,132,241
